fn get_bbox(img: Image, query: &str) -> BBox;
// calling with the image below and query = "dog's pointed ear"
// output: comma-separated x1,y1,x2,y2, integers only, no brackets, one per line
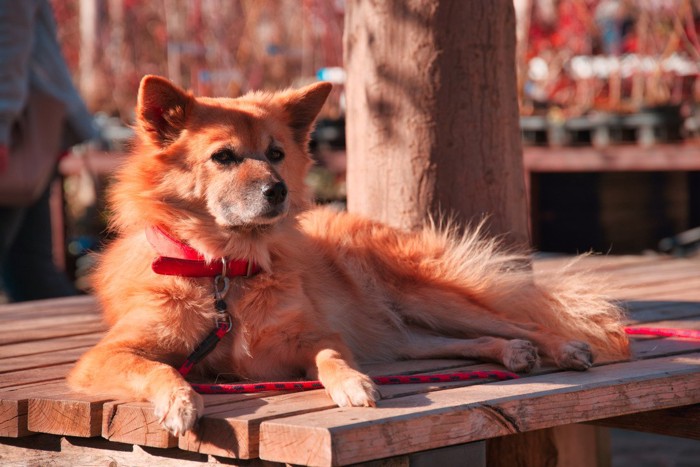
278,82,332,145
136,75,192,147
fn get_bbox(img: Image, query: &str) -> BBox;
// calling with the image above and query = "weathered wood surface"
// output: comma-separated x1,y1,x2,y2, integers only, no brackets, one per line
0,255,699,466
259,354,700,466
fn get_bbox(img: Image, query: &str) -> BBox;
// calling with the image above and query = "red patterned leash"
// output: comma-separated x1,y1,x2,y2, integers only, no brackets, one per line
624,327,700,339
188,370,520,395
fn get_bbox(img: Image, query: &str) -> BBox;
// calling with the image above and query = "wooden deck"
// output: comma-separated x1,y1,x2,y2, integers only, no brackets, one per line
1,255,700,466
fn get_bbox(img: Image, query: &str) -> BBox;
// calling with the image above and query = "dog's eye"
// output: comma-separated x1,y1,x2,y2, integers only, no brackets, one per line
266,147,285,163
211,148,241,165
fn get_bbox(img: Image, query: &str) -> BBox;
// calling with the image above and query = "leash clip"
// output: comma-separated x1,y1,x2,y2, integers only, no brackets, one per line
213,258,231,326
217,312,233,333
213,274,229,299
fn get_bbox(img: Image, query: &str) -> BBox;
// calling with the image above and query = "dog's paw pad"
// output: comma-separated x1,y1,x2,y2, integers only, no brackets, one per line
503,339,540,373
153,386,204,436
326,372,379,408
557,341,594,371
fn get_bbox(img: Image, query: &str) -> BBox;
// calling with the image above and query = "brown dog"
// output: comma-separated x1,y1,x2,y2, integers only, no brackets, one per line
68,76,629,435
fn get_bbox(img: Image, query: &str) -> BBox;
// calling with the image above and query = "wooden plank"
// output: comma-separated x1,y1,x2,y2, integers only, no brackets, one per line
0,314,102,335
102,401,179,448
609,265,700,293
591,404,700,440
533,256,700,284
258,353,700,466
0,333,102,360
0,296,98,321
0,363,73,391
0,394,29,438
180,391,336,459
534,257,700,302
634,288,700,302
0,347,91,374
532,255,658,275
632,337,700,360
619,279,700,301
101,391,277,449
0,382,71,438
0,320,106,346
27,386,113,438
614,269,700,292
616,261,700,289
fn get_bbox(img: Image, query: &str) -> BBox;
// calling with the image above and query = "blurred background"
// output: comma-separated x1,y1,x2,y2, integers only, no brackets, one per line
39,0,700,292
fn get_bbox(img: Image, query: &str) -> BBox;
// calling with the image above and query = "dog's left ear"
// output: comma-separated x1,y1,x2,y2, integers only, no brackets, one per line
277,82,332,145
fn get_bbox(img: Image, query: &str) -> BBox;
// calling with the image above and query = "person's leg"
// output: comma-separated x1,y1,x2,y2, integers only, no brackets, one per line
1,182,77,301
0,201,27,299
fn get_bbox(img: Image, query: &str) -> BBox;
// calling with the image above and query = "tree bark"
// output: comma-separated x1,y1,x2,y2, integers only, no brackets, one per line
343,0,529,247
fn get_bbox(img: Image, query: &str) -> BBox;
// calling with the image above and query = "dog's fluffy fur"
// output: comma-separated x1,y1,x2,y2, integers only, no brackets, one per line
68,76,630,435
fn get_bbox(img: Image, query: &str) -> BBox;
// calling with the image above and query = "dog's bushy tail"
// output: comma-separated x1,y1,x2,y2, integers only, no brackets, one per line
427,222,630,362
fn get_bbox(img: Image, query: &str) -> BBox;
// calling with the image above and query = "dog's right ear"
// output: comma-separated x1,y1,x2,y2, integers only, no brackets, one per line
136,75,192,148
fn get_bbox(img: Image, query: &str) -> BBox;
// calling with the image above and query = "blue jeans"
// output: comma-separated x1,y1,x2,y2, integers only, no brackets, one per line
0,181,77,301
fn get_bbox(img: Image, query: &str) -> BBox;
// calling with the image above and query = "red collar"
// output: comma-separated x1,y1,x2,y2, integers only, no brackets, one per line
146,226,261,277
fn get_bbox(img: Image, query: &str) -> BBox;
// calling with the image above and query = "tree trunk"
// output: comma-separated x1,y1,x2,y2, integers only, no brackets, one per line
343,0,529,247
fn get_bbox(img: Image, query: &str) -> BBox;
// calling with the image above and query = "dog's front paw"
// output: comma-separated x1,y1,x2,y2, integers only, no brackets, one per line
503,339,540,373
153,386,204,436
557,341,594,371
325,370,379,408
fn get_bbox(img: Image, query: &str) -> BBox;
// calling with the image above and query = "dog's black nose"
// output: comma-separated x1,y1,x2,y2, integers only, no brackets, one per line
263,182,288,205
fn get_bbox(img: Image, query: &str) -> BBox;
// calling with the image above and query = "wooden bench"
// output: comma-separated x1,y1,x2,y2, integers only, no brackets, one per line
2,255,700,466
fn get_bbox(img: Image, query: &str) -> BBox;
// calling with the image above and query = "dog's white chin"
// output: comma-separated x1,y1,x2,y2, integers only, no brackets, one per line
212,202,289,230
216,212,288,233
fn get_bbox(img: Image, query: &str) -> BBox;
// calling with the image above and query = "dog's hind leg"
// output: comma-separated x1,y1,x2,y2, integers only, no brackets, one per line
393,293,594,371
445,317,595,371
395,329,540,373
457,319,594,371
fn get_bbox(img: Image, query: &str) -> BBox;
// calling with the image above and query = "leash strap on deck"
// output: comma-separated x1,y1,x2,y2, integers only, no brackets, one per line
178,320,231,377
188,370,519,394
624,327,700,339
